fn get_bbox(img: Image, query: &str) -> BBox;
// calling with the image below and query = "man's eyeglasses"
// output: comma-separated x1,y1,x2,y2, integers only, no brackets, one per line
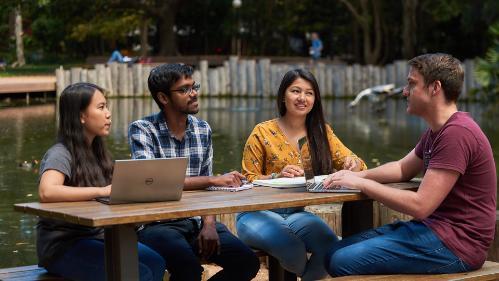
171,83,201,95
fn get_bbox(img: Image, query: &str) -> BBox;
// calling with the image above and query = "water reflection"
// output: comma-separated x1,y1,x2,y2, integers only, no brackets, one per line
0,97,497,268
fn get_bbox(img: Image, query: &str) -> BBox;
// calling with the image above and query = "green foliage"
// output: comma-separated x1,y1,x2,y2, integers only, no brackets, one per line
70,13,141,43
474,21,499,102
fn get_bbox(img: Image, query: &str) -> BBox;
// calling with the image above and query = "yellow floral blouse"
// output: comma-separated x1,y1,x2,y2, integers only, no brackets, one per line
242,119,367,182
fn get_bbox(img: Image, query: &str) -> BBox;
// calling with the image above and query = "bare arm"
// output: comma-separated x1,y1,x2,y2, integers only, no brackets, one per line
39,170,110,203
362,149,422,183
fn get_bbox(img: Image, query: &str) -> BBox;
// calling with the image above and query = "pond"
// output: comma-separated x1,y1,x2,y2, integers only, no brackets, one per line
0,97,497,268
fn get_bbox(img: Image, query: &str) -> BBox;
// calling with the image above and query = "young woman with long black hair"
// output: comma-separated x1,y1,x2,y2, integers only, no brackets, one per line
236,69,367,280
37,83,165,281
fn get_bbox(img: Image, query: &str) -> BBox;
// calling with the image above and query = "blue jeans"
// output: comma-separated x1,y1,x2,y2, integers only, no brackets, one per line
108,50,124,63
325,220,471,276
138,218,260,281
236,209,338,281
46,238,166,281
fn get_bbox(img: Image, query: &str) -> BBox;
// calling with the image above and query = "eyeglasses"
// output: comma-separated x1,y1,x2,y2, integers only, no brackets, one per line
171,83,201,95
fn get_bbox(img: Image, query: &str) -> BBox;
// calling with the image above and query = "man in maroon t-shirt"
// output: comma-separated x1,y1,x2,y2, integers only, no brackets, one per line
323,53,497,276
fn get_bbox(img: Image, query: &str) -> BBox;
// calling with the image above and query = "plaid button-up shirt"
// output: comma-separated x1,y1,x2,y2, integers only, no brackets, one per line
128,112,213,177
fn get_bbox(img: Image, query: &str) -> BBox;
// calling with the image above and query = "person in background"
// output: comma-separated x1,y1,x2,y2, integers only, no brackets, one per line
37,82,166,281
128,63,260,281
237,69,367,281
323,53,497,276
309,32,323,61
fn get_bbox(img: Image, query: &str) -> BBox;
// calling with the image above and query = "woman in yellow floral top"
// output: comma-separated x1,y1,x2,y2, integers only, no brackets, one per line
236,69,367,281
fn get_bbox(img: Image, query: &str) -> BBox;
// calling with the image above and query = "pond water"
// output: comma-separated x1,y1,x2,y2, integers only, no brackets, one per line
0,97,497,268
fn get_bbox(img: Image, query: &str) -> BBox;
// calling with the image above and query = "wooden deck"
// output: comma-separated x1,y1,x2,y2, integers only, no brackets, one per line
0,76,56,94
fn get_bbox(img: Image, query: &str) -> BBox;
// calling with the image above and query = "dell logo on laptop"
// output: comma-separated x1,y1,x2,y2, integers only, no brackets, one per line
145,178,154,185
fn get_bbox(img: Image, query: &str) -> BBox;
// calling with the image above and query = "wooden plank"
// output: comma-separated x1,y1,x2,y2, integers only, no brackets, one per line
14,181,420,227
0,76,56,94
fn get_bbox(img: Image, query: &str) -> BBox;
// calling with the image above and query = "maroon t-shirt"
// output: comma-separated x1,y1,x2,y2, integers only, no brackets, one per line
415,112,496,269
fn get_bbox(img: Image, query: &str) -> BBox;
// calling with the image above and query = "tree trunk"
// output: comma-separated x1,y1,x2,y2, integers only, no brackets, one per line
158,1,179,56
139,18,149,57
14,5,25,67
402,0,418,59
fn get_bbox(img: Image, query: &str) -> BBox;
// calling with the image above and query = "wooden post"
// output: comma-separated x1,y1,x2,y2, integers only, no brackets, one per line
81,69,88,83
70,67,82,84
223,61,231,95
95,64,106,89
193,70,202,95
317,63,326,96
229,56,239,95
143,65,152,96
105,66,113,95
200,60,209,97
218,66,227,95
88,70,97,85
238,59,248,96
325,65,333,97
55,66,65,96
109,63,119,96
118,64,128,97
345,65,353,97
133,64,143,96
352,64,361,95
64,70,71,88
258,58,271,97
247,59,257,97
208,68,219,96
395,60,407,87
386,63,395,85
127,67,133,97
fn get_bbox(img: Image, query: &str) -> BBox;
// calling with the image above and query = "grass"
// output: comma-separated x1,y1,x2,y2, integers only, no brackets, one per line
0,63,85,77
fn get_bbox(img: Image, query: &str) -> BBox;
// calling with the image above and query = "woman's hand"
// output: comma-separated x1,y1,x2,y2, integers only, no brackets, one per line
99,184,112,197
279,165,304,178
343,156,362,171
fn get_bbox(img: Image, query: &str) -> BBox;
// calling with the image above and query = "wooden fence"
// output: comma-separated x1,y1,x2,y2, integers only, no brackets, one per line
55,56,480,98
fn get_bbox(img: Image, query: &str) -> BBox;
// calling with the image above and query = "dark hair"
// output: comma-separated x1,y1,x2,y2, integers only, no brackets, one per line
408,53,464,102
58,82,113,187
147,63,194,108
277,69,333,175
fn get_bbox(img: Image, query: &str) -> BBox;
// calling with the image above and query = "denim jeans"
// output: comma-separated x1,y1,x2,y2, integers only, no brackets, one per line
325,220,471,276
236,209,338,281
138,218,260,281
46,238,166,281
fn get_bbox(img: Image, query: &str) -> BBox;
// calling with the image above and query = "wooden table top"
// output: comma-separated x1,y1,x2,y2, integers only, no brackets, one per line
14,181,419,228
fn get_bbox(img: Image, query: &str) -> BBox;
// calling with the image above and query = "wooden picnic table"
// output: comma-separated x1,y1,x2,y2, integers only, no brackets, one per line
14,181,419,281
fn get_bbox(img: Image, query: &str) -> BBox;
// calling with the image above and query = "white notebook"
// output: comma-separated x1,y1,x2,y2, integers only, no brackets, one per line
206,183,253,192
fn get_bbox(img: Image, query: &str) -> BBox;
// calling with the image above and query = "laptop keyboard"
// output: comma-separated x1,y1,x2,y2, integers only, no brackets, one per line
307,182,357,192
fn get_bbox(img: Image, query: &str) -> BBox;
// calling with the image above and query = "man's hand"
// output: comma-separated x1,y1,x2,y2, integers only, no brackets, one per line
211,171,245,187
323,170,365,190
198,217,220,260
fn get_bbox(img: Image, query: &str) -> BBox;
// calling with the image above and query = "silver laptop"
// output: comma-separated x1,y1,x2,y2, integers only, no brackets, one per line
298,137,360,193
97,157,188,204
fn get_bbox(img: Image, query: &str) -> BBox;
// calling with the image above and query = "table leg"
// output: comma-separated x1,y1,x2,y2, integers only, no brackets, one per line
268,255,297,281
104,224,139,281
341,200,374,237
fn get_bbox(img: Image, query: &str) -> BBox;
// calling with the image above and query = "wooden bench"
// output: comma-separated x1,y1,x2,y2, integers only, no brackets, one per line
2,261,499,281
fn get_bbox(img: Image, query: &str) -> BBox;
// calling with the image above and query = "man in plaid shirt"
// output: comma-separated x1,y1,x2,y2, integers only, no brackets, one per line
128,64,259,281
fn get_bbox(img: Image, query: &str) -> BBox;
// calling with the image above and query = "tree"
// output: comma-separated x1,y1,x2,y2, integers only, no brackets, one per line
338,0,383,64
13,4,25,66
402,0,418,59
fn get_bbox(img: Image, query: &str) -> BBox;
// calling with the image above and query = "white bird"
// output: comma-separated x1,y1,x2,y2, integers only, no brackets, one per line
349,84,402,107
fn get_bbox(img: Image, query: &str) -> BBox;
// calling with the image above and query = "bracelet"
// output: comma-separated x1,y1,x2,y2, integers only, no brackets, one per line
271,172,278,179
